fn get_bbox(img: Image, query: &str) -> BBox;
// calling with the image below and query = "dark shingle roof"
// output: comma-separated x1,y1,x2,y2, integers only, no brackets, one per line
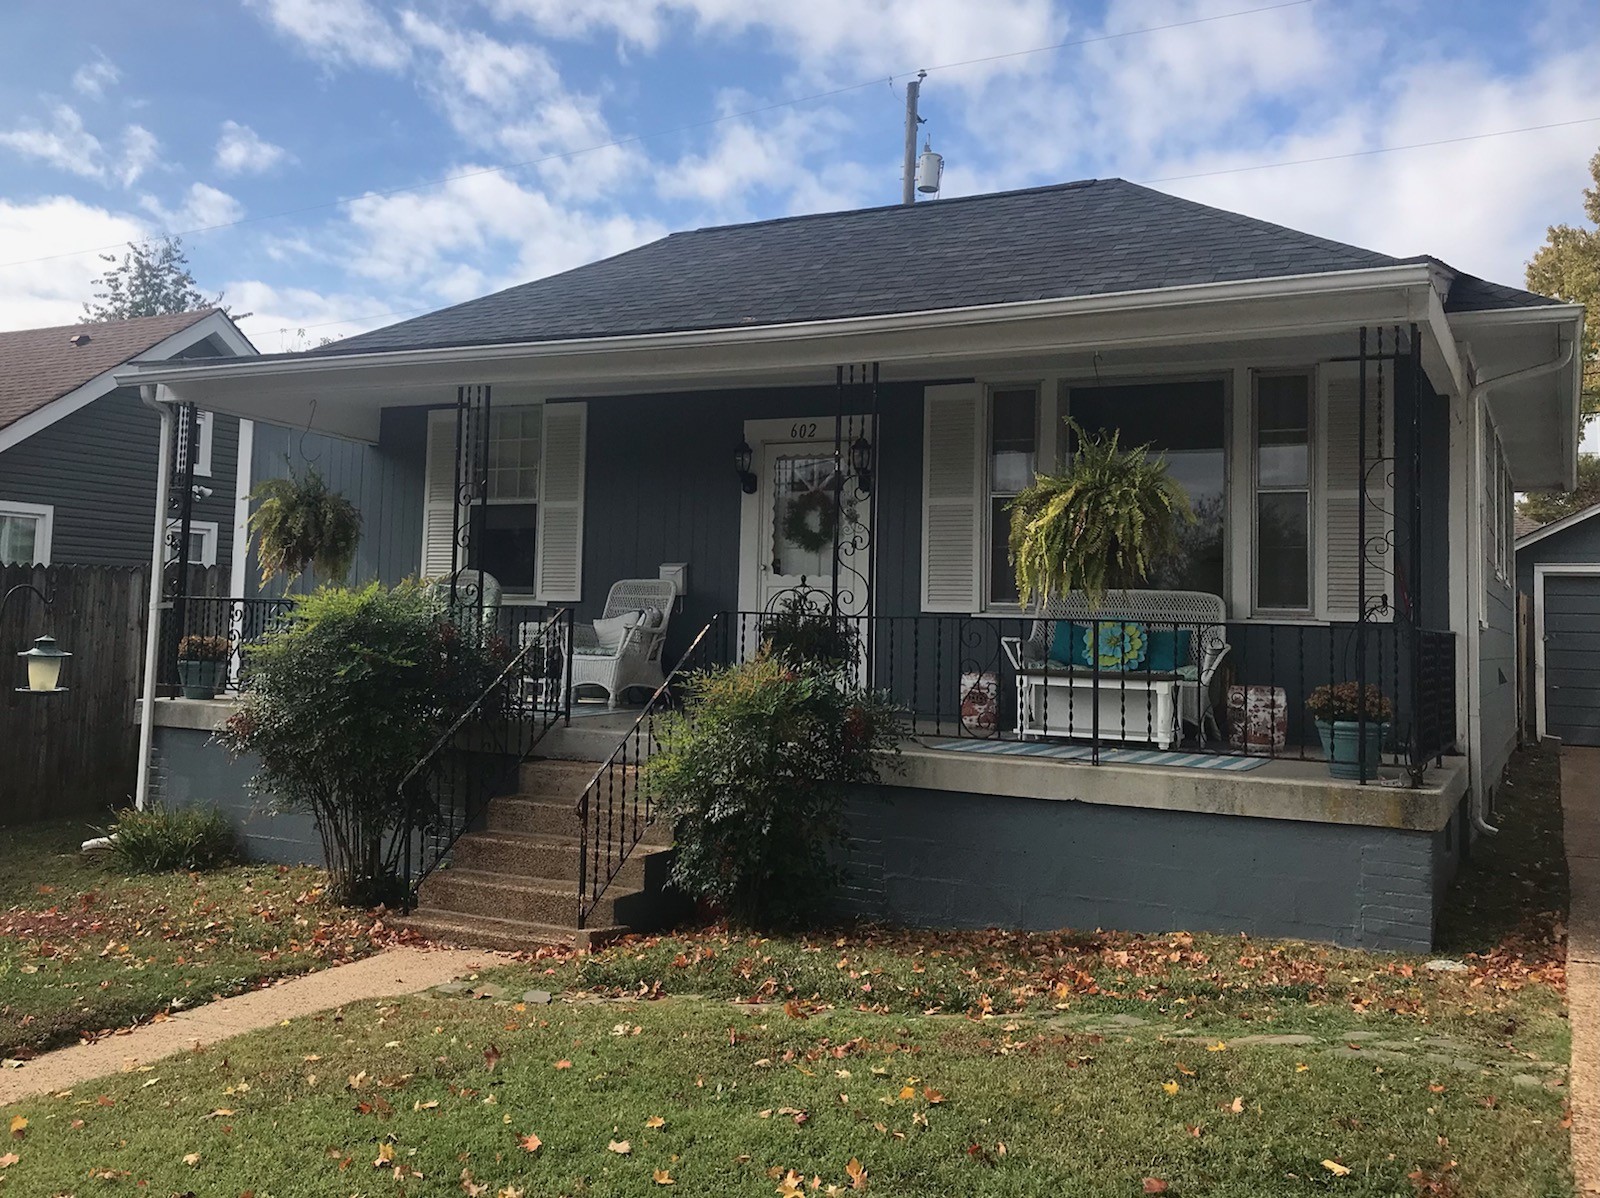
317,179,1559,357
0,310,215,431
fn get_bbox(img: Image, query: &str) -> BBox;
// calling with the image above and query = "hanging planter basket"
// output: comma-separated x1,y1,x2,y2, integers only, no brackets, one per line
248,467,362,585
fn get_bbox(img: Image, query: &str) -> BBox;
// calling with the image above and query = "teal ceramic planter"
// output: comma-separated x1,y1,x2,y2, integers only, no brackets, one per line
1314,718,1388,780
177,659,226,700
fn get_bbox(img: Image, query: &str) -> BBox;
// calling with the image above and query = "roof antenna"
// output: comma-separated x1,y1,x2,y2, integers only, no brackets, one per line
901,70,927,205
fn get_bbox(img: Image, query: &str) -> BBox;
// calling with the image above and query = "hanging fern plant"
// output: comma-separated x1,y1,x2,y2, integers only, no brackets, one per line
248,467,362,585
1007,419,1193,611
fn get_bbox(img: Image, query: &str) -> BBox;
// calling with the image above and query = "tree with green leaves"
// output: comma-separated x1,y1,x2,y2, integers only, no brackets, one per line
1519,453,1600,525
1526,147,1600,416
82,235,225,322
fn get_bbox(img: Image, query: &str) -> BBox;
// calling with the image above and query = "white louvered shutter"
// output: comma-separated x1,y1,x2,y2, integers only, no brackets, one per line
420,409,459,579
535,402,586,603
921,383,984,613
1319,363,1393,621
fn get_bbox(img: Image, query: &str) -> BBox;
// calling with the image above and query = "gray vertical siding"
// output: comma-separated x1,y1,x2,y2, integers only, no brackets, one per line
245,408,427,598
1517,512,1600,745
0,385,238,570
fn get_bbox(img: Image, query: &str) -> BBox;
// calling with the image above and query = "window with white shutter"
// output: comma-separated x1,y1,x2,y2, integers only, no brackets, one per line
920,383,984,612
535,402,586,603
1318,363,1393,621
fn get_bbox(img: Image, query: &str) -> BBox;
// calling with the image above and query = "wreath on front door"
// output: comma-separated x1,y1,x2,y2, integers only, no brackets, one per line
782,488,837,555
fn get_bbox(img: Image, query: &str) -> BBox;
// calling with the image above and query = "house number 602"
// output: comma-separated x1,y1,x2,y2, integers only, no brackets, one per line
789,422,819,439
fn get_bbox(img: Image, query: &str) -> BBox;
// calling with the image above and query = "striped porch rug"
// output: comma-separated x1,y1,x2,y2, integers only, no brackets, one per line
922,737,1270,772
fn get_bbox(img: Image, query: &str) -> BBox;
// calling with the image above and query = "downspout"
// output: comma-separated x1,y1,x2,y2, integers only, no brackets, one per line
134,384,177,811
1463,337,1575,836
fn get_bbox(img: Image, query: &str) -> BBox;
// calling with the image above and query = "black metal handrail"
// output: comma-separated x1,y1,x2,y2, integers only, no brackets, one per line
575,613,725,929
400,607,574,908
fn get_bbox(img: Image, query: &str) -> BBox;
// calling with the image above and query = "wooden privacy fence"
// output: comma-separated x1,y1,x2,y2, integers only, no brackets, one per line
0,564,147,825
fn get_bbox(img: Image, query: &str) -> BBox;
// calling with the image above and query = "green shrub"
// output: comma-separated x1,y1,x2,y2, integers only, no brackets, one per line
102,805,237,873
216,581,496,905
650,654,909,929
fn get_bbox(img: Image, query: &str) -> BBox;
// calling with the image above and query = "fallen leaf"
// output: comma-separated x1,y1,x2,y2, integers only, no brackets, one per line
1142,1180,1169,1194
7,1117,24,1139
201,1109,235,1120
483,1044,501,1072
776,1169,806,1198
518,1133,542,1154
374,1143,396,1167
922,1087,944,1104
461,1167,489,1196
845,1157,868,1191
183,1152,201,1166
1225,1096,1245,1114
554,1060,572,1070
1161,1081,1180,1096
1207,1041,1228,1053
1185,1124,1204,1138
653,1168,676,1185
1295,1063,1309,1073
898,1086,915,1100
1428,1084,1446,1094
1322,1160,1352,1177
645,1115,667,1129
0,1153,17,1168
609,1139,632,1155
1176,1062,1195,1076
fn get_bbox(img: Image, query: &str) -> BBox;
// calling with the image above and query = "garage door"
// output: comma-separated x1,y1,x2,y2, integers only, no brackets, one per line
1544,573,1600,746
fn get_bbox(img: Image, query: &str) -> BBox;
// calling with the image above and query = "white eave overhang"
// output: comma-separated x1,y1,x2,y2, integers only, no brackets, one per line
118,263,1472,442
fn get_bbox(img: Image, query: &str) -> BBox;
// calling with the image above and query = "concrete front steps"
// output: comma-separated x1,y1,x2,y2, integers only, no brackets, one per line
401,757,678,951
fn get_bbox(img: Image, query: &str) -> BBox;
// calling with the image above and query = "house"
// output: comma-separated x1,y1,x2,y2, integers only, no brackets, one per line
1517,499,1600,746
0,310,256,578
122,179,1585,951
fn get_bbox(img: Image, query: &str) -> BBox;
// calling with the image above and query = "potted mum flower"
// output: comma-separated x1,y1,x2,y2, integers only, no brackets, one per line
1305,682,1393,779
176,634,231,699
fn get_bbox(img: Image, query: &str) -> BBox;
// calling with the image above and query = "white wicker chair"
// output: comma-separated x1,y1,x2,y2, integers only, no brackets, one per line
569,579,677,708
999,590,1231,747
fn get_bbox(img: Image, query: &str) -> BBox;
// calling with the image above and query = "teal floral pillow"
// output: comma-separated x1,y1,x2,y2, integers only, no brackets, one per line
1085,621,1148,670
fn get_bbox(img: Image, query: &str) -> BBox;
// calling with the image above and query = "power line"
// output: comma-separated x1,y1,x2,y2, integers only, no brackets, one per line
1139,115,1600,185
0,0,1314,272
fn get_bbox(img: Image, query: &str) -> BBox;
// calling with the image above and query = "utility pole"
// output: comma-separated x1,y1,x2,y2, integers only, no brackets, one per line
901,70,926,205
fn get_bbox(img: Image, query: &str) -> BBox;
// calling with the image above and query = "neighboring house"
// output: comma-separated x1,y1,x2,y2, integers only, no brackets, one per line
126,179,1585,952
1517,499,1600,746
0,310,256,577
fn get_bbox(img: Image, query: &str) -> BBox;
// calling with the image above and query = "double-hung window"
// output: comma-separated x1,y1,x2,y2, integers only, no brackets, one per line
471,405,542,594
0,502,52,566
165,519,218,568
1253,373,1312,612
985,386,1038,607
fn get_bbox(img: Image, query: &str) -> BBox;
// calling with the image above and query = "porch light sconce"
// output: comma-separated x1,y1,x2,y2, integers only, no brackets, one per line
849,434,874,496
734,438,757,494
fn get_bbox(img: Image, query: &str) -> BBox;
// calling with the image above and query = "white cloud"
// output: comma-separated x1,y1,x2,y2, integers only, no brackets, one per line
215,120,292,176
222,279,403,350
340,169,664,300
0,105,107,180
139,183,245,231
71,52,120,99
484,0,1066,84
0,105,161,187
244,0,411,70
0,195,147,330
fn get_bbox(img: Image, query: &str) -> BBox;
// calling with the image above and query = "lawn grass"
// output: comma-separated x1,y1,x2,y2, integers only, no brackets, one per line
0,818,385,1057
0,984,1570,1196
0,748,1572,1195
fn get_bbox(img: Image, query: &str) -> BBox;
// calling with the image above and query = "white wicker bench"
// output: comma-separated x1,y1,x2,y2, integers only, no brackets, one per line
999,590,1231,748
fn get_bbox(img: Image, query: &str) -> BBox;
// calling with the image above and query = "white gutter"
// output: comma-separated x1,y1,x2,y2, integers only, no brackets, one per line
120,263,1443,387
1463,336,1576,836
134,384,176,811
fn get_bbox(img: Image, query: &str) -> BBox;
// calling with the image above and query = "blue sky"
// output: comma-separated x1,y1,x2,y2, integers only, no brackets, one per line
0,0,1596,357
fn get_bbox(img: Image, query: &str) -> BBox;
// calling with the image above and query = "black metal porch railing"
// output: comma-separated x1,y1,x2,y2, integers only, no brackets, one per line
728,611,1459,775
575,613,727,929
398,607,575,907
158,595,296,690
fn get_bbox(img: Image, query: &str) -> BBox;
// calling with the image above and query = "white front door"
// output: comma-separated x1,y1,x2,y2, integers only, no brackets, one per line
754,439,871,617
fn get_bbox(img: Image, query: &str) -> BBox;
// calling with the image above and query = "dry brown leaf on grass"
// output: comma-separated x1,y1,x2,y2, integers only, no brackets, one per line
483,1044,501,1072
7,1116,25,1138
1322,1160,1352,1177
846,1156,868,1190
645,1115,667,1129
1142,1180,1169,1194
653,1168,676,1185
0,1152,18,1168
518,1132,542,1154
554,1059,572,1070
609,1139,632,1155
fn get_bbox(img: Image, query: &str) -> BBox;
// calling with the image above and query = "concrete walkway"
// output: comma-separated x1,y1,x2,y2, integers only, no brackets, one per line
0,946,495,1106
1562,746,1600,1193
